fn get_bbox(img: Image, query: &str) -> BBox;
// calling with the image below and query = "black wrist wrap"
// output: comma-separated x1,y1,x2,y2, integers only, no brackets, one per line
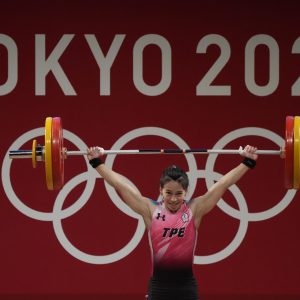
242,157,256,169
89,157,103,168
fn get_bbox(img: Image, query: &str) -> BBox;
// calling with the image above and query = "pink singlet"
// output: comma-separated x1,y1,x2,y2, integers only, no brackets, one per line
149,201,197,277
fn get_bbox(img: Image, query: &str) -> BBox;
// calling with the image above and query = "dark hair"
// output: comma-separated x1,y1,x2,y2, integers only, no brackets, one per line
160,165,189,190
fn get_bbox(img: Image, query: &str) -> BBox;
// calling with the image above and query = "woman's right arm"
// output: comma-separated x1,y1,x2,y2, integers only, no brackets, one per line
87,147,154,226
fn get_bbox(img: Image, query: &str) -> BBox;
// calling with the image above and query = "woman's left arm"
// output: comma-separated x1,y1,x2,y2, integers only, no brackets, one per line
191,145,258,222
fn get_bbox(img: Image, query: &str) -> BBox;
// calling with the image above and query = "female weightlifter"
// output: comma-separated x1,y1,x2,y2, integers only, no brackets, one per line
87,145,258,300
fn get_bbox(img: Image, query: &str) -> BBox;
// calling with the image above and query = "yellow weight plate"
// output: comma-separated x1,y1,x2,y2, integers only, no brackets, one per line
293,116,300,189
32,139,37,169
45,117,53,190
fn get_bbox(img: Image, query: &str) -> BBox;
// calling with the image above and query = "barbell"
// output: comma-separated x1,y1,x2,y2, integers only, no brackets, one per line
8,116,300,191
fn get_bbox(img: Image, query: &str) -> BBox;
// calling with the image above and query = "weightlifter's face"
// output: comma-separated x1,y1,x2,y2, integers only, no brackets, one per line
160,181,186,213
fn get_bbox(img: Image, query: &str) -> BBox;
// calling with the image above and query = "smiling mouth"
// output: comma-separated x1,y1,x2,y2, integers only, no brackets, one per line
169,203,180,210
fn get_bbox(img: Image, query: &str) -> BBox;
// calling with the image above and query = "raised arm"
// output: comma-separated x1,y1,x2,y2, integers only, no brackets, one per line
190,145,258,226
87,147,154,227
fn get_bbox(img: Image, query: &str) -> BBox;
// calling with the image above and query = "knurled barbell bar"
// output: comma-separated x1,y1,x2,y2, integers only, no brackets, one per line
8,116,300,191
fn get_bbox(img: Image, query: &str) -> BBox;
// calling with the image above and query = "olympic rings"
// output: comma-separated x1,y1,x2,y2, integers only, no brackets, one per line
1,128,96,221
1,125,298,264
52,172,146,264
205,127,297,221
104,127,198,217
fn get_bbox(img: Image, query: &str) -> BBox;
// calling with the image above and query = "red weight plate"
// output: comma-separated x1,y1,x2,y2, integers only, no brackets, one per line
284,116,294,189
51,117,64,190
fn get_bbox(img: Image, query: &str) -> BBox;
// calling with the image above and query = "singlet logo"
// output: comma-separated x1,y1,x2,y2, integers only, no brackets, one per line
156,212,166,221
162,227,186,238
181,212,189,223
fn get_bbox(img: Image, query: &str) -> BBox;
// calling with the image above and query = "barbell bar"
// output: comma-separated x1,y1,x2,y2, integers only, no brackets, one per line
8,116,300,191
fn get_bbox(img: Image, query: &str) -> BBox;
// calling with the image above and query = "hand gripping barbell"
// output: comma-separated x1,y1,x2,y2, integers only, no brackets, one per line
8,116,300,190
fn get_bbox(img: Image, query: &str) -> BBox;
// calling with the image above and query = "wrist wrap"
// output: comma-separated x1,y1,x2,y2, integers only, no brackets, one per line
89,157,103,168
242,157,256,169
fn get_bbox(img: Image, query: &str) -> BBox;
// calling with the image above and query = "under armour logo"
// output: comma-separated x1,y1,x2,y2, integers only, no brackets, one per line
156,213,166,221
